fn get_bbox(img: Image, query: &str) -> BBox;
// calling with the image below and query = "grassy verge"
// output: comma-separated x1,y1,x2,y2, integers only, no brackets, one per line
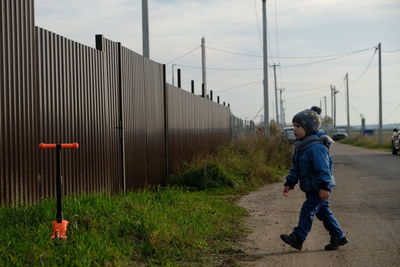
339,135,391,151
169,136,291,193
0,137,291,266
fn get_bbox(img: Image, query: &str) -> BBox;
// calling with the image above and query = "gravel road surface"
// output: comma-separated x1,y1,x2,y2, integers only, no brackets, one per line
237,143,400,267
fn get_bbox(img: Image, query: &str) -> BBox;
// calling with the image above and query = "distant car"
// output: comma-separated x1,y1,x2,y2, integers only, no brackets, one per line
282,127,296,143
332,129,348,141
392,127,400,155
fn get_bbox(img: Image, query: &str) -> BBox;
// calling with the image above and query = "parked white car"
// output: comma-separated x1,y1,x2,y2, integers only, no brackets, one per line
282,127,296,143
333,128,348,141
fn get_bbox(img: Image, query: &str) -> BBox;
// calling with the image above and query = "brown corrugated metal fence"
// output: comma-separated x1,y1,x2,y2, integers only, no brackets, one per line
0,0,38,205
166,84,231,173
35,28,118,200
0,0,254,205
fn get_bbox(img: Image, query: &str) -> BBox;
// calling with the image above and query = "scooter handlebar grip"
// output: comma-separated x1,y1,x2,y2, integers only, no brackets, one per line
39,143,56,149
61,143,79,149
39,143,79,150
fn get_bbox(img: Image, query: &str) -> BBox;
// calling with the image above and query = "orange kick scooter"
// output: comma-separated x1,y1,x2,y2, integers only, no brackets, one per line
39,143,79,239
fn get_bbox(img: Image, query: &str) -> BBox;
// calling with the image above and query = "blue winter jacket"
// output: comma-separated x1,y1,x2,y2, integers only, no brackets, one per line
284,130,335,193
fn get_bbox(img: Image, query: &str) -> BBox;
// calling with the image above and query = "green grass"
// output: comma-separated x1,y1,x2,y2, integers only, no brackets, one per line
339,135,392,151
0,137,292,266
0,189,247,266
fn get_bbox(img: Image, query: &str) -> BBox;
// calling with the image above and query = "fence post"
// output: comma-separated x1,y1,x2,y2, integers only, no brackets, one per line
217,96,220,104
191,80,194,94
117,42,126,193
163,64,169,178
202,83,205,97
210,90,213,101
223,102,226,106
177,68,181,88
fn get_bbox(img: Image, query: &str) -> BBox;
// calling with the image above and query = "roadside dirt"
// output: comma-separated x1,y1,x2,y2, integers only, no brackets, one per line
236,143,400,267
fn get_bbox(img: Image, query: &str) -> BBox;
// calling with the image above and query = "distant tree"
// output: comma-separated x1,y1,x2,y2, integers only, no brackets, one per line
255,119,282,136
270,119,280,137
321,116,333,130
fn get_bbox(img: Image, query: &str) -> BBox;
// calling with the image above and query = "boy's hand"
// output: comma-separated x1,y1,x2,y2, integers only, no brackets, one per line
319,189,330,200
283,186,291,197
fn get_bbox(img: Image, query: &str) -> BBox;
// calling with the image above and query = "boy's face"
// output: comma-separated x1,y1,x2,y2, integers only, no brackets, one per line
293,122,306,140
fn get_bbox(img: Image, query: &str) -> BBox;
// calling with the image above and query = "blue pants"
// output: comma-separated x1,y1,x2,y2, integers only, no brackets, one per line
293,192,345,242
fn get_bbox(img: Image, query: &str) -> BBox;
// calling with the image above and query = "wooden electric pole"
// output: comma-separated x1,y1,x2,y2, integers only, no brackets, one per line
378,43,383,145
270,63,280,125
346,73,350,134
201,37,207,98
262,0,270,137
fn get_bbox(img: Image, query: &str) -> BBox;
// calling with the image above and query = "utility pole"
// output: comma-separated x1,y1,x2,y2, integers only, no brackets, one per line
324,96,327,119
330,85,334,131
346,73,350,134
201,37,207,98
270,63,280,125
334,86,339,132
262,0,270,137
142,0,149,58
378,43,383,145
278,88,284,127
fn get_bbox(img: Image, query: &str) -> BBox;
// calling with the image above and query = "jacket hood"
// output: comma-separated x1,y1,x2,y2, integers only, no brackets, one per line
294,130,334,151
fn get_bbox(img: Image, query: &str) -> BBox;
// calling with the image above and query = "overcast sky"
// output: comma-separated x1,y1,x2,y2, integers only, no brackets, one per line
35,0,400,126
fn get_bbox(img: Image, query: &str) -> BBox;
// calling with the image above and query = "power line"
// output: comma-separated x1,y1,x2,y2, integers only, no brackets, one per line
338,92,362,116
286,87,330,101
281,53,368,68
206,47,261,57
383,104,400,122
350,94,399,105
273,0,284,91
383,48,400,53
235,105,266,118
232,103,263,112
285,96,323,104
274,0,280,60
176,48,376,71
165,46,200,65
280,79,342,86
178,48,376,71
205,46,374,59
175,64,262,71
351,47,377,83
252,105,264,121
215,80,262,94
286,90,329,101
266,6,274,58
281,47,374,59
252,0,263,48
285,84,332,93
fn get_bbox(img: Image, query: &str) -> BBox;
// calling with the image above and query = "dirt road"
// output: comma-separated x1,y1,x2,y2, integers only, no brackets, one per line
237,143,400,267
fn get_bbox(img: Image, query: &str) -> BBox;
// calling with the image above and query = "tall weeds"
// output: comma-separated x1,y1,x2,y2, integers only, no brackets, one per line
169,136,292,191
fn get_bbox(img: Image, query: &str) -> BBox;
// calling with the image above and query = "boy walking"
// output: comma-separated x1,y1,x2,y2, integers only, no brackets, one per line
280,106,348,251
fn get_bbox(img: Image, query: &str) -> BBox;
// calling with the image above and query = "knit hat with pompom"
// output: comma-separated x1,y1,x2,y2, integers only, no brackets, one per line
292,106,322,136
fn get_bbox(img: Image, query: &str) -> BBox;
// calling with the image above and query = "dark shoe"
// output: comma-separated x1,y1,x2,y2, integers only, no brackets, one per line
325,236,348,250
280,233,303,250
